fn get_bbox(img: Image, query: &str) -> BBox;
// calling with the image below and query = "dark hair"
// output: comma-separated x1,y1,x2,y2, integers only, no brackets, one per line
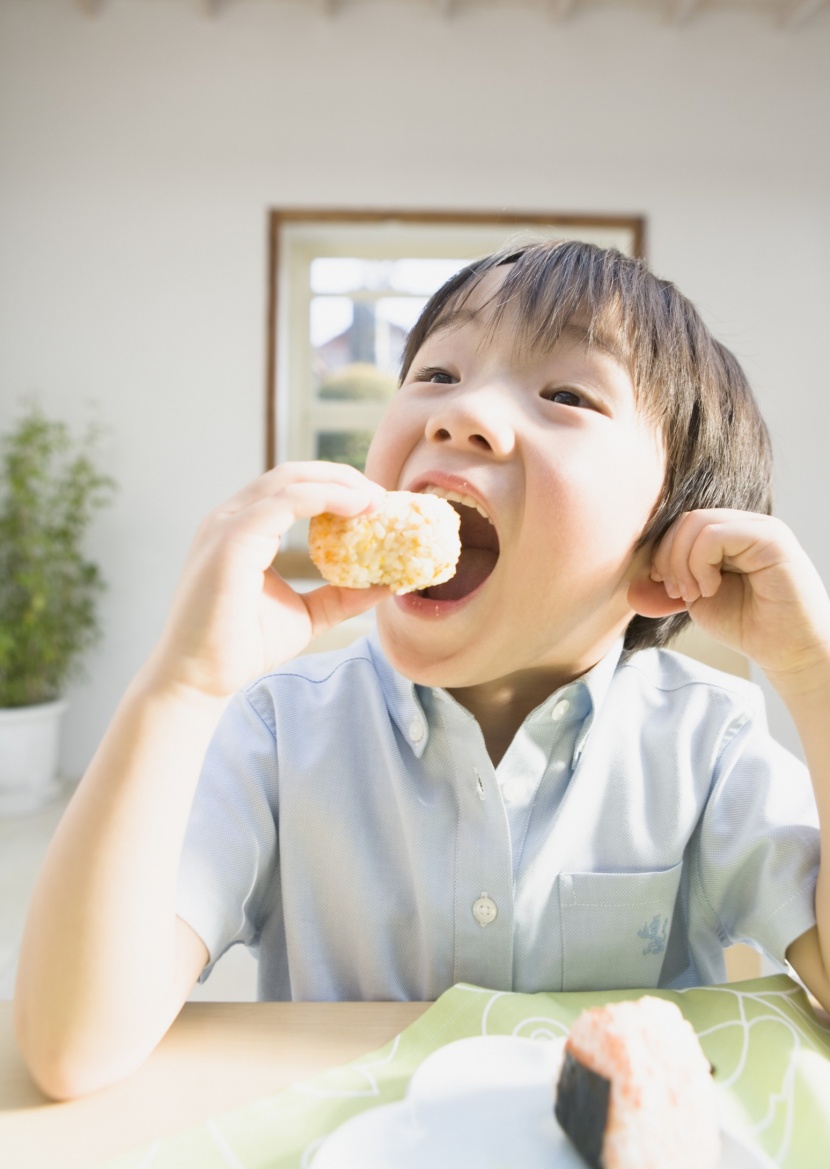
399,239,773,653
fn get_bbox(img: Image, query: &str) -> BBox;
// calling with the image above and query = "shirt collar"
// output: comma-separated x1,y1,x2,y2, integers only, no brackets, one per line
367,628,625,762
367,628,431,758
569,637,624,766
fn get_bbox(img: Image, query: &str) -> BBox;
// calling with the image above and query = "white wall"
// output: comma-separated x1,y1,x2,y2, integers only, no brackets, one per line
1,0,829,773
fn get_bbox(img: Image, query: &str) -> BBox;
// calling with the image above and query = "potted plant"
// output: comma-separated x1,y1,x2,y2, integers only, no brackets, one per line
0,404,115,814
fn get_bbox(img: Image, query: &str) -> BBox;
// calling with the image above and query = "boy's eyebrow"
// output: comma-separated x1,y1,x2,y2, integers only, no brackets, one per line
427,306,481,337
424,305,630,368
557,321,629,366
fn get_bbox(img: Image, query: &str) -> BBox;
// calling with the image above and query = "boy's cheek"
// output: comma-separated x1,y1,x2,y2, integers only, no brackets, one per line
363,409,419,491
363,428,395,489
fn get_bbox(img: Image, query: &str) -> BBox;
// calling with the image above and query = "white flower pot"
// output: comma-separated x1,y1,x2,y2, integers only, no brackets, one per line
0,700,68,816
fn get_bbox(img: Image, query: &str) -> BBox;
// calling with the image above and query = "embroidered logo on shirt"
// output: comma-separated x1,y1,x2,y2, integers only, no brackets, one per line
638,915,668,956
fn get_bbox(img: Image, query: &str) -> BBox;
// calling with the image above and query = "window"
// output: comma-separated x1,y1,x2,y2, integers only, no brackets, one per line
266,209,644,567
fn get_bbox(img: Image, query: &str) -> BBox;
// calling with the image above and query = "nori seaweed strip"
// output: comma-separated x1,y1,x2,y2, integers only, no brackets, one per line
554,1050,611,1169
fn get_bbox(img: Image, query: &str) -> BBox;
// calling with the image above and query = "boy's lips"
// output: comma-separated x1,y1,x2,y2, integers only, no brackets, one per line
406,474,501,604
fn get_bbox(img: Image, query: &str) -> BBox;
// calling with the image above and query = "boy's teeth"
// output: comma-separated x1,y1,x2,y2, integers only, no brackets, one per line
421,484,493,523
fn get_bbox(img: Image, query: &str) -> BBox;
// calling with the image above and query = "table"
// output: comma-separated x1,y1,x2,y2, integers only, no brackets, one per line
4,984,830,1169
0,999,429,1168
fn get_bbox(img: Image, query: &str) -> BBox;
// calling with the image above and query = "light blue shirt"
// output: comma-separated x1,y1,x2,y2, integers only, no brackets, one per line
176,633,819,1002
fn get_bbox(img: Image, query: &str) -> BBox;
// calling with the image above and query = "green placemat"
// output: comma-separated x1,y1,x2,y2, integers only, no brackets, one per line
99,975,830,1169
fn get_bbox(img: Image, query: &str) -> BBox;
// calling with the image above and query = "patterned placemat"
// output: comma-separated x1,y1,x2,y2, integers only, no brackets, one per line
98,974,830,1169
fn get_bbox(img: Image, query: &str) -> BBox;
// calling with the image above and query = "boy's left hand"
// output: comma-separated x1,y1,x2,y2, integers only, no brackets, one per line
629,509,830,695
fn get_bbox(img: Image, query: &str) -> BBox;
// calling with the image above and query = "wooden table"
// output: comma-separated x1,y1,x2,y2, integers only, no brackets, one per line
0,999,429,1168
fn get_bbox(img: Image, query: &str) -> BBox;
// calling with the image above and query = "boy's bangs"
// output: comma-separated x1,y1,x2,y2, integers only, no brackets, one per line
487,245,634,372
399,241,636,384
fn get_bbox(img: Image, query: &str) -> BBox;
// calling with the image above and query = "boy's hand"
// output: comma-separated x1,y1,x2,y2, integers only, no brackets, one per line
148,462,388,700
630,509,830,696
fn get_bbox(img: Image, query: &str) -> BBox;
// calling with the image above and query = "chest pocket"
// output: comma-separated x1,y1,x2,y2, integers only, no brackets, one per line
558,863,683,991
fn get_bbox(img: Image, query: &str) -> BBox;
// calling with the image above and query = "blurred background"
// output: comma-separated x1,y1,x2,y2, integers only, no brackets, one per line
1,0,828,994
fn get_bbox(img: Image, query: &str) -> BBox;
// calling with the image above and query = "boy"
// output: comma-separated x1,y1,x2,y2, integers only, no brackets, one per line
14,241,830,1100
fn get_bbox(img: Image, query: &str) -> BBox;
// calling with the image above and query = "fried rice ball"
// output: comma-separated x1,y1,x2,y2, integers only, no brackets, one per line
308,490,461,595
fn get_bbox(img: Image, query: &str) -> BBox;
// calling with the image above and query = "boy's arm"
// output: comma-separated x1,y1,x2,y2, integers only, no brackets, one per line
13,463,386,1100
15,674,223,1099
630,510,830,1010
777,674,830,1008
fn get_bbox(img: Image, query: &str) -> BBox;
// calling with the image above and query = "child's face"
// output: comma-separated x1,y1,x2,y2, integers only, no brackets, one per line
364,269,666,690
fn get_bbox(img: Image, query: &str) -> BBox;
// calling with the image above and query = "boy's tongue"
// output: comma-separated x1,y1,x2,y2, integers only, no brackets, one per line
422,547,498,601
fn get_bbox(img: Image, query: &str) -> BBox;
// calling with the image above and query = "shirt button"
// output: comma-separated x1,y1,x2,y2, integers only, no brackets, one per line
502,779,530,804
472,893,498,927
408,718,425,742
551,698,570,722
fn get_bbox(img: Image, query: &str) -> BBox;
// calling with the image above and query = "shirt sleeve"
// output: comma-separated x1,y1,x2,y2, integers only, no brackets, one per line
175,688,279,982
693,704,820,965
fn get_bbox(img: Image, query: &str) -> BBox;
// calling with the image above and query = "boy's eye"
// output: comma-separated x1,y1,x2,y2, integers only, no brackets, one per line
414,367,456,385
543,388,588,408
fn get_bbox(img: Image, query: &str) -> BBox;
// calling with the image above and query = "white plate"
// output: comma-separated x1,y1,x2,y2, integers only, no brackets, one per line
311,1036,776,1169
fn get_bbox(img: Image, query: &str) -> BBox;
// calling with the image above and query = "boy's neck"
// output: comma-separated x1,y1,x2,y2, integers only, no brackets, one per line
448,661,592,768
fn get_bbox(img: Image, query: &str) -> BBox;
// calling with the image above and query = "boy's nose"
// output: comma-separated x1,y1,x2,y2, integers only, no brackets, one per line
424,391,516,458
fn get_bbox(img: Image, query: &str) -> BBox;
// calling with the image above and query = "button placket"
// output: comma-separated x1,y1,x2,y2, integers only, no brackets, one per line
498,687,588,891
446,737,514,989
502,777,533,804
474,767,486,801
424,684,515,988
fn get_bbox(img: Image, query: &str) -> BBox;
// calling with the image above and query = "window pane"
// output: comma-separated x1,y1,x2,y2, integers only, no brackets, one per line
312,295,424,389
311,296,375,386
388,259,468,295
311,258,394,294
375,297,426,375
310,257,468,296
316,429,376,472
317,362,396,402
310,296,354,349
311,258,368,294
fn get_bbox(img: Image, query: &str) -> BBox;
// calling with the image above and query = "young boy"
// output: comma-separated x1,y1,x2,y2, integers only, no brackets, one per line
14,240,830,1100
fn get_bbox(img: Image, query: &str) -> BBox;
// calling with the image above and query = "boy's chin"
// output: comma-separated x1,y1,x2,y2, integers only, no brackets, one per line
374,609,478,687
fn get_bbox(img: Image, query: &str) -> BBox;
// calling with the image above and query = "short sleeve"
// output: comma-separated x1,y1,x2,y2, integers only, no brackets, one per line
176,689,279,981
694,710,820,965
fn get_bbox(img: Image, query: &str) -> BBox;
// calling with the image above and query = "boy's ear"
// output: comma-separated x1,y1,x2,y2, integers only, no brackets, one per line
627,575,688,619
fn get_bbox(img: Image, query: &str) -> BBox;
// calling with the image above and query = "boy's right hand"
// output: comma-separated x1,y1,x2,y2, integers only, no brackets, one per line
148,462,389,700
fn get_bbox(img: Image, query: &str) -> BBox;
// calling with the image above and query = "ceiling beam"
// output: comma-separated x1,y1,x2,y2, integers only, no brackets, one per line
666,0,702,24
781,0,829,24
548,0,577,21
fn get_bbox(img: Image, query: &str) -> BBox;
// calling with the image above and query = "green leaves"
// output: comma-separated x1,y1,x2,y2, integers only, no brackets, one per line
0,405,116,707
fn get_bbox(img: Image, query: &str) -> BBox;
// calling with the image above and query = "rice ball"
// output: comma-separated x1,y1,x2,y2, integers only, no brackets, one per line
308,490,461,595
555,996,720,1169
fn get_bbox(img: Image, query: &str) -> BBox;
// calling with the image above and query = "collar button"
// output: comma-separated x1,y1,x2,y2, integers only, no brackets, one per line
551,698,570,722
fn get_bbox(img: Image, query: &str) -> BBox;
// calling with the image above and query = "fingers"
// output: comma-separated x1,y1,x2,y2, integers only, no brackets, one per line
302,582,389,640
650,510,786,605
195,463,387,571
220,462,385,519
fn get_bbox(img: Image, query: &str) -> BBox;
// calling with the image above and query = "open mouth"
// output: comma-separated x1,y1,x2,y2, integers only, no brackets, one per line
417,486,500,602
